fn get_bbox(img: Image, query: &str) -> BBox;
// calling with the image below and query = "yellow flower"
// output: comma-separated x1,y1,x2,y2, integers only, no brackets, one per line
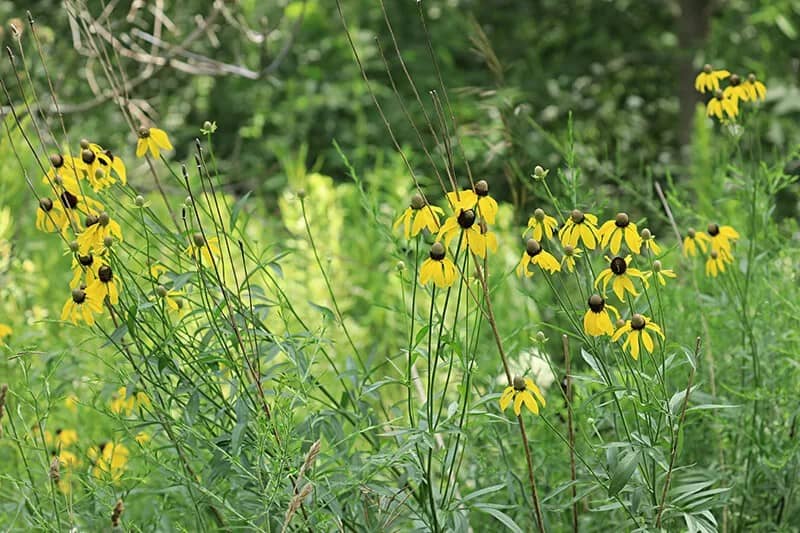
61,287,104,325
185,233,221,265
446,180,498,224
594,255,649,302
88,143,127,187
583,294,619,337
559,209,600,250
525,208,558,242
560,245,582,272
90,441,129,481
75,144,121,191
705,249,733,277
499,376,546,416
707,90,738,120
612,314,665,360
651,261,676,286
135,432,151,445
110,386,151,416
516,239,561,278
55,428,79,447
156,285,186,314
694,64,730,93
86,265,120,306
150,263,168,279
706,223,739,255
597,212,641,254
77,211,123,254
682,228,709,257
35,198,68,233
136,126,173,158
64,394,79,413
0,323,11,342
70,253,101,289
723,74,750,104
419,242,458,288
393,193,444,239
56,449,79,468
438,208,487,258
743,73,766,102
639,228,661,256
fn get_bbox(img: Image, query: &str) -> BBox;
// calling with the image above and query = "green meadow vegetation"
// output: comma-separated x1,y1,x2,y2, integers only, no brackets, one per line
1,1,799,531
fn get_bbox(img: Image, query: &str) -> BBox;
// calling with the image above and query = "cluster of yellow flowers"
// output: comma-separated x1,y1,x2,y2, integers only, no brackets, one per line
682,223,740,277
695,64,767,121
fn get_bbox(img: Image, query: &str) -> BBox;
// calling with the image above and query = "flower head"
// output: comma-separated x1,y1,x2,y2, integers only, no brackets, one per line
559,209,599,250
583,294,619,337
525,208,558,242
639,228,661,256
612,314,665,360
136,127,173,158
86,265,120,305
61,287,104,325
650,260,676,286
516,238,560,278
35,197,68,233
419,242,458,288
705,248,733,277
706,223,739,255
393,193,444,239
90,441,129,481
110,386,151,416
723,74,749,104
594,255,649,302
438,208,487,258
446,180,498,224
743,73,767,102
185,233,221,265
0,323,11,342
707,89,738,120
77,211,123,254
683,228,709,257
598,212,641,254
560,244,582,272
694,64,730,93
499,375,546,416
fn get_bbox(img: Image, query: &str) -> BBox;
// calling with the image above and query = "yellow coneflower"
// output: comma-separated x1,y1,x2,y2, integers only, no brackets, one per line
150,263,168,279
185,233,221,265
612,313,665,360
706,90,738,120
61,287,104,325
481,221,499,254
419,242,458,288
706,223,739,255
743,73,766,102
75,145,120,191
446,180,498,224
682,228,709,258
499,375,546,416
135,432,151,445
0,323,11,342
705,248,733,277
156,285,186,314
54,428,79,447
559,209,600,249
516,238,560,278
650,260,676,286
525,208,558,242
583,294,619,337
639,228,661,256
136,126,173,158
598,212,641,254
90,441,129,481
694,64,730,93
110,386,151,416
393,193,444,239
86,265,120,306
89,143,127,186
723,74,750,104
70,253,101,289
35,198,68,233
594,255,649,302
64,394,79,413
77,212,123,254
438,208,487,258
560,244,582,272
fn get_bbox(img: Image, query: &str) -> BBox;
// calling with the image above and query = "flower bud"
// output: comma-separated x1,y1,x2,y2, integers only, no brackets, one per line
134,195,145,207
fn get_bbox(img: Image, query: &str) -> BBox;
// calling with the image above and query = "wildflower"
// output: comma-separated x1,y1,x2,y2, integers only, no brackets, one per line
110,386,151,416
639,228,661,256
706,90,738,120
58,188,105,217
516,238,560,278
393,193,443,238
419,242,458,288
135,432,151,445
705,249,733,277
525,208,558,242
70,253,101,289
612,314,665,360
694,64,730,93
723,74,749,104
0,323,11,342
583,294,619,337
90,441,129,481
560,245,582,272
532,165,549,180
54,428,78,448
77,211,123,254
136,126,173,158
598,212,641,254
682,228,709,258
55,449,79,468
559,209,599,250
185,233,221,264
438,208,487,258
706,223,739,255
481,221,499,254
61,287,104,325
650,260,676,286
86,265,120,305
64,394,79,413
150,263,168,279
594,255,649,302
89,143,127,187
156,285,186,314
35,198,68,233
499,375,546,416
446,180,498,224
743,73,767,102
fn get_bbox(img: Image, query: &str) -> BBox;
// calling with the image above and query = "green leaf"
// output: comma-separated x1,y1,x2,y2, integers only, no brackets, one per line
581,349,608,385
473,505,524,533
230,190,253,229
608,450,640,497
